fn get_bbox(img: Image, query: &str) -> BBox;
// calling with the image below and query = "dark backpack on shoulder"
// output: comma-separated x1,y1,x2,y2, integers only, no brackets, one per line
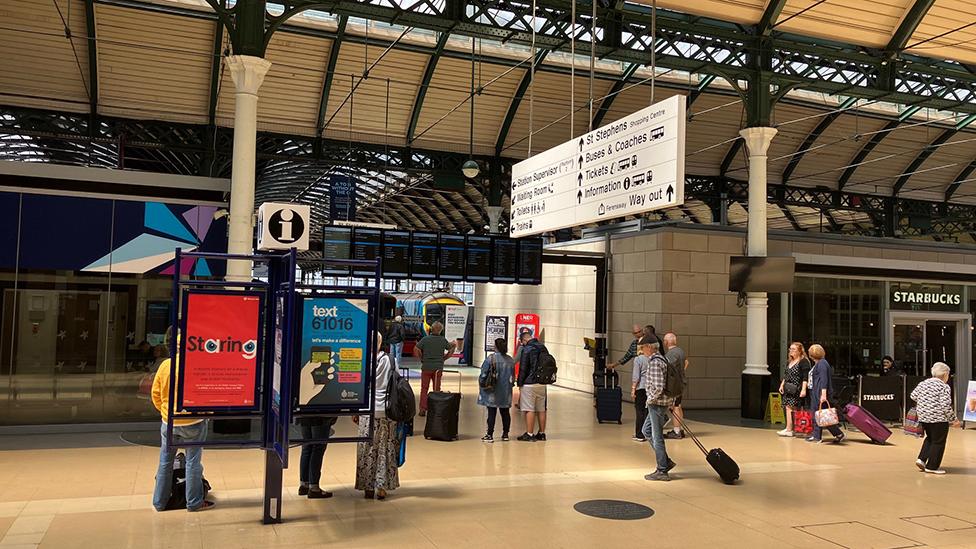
533,346,558,385
663,355,685,398
384,354,416,423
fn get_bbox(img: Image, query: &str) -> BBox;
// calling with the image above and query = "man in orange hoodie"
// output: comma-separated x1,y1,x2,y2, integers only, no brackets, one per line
151,352,213,511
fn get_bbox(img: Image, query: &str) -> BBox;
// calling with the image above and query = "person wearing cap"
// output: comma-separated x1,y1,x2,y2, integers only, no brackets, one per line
387,315,405,367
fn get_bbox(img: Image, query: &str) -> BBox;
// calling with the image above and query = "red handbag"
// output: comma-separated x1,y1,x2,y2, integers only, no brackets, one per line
793,409,813,435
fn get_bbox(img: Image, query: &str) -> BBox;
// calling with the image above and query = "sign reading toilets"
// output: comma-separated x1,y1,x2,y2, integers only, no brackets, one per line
298,297,370,409
180,292,262,409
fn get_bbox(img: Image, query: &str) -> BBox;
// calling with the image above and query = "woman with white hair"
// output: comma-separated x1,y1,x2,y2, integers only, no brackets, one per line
354,332,400,499
910,362,960,474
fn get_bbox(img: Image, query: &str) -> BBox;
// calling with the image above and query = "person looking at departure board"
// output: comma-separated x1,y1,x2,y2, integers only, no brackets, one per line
414,322,456,416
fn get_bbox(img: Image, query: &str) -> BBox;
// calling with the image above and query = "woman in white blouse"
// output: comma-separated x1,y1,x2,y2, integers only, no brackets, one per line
910,362,960,475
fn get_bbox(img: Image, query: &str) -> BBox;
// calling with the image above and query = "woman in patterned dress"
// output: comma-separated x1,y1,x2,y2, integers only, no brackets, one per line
777,342,810,437
354,332,400,500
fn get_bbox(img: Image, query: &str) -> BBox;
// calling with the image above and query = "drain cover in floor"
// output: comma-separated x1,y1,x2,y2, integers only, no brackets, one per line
574,500,654,520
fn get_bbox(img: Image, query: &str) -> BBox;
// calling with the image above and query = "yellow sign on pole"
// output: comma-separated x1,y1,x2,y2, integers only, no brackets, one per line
764,392,785,424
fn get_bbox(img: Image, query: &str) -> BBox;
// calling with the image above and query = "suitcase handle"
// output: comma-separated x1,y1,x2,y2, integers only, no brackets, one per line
673,414,708,457
441,369,463,393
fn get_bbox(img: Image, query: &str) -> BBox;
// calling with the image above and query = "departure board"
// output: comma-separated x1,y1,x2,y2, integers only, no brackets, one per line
465,235,492,282
517,237,543,285
382,230,410,279
321,226,352,275
351,227,382,277
438,234,465,281
410,232,438,280
491,236,518,283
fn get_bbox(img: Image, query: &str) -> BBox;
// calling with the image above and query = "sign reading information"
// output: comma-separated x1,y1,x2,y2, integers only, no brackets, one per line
297,297,370,409
510,95,686,237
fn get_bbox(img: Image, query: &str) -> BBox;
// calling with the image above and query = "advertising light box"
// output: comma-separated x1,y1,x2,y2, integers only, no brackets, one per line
297,297,371,409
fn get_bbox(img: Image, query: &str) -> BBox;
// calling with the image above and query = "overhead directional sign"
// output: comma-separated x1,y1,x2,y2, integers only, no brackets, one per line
509,95,686,237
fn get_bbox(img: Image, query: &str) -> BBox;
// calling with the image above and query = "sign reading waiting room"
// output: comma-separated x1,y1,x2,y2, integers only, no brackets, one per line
890,283,963,311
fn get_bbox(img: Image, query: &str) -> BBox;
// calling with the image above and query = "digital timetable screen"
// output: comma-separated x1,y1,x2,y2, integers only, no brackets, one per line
465,235,492,282
321,226,352,275
517,237,543,285
491,237,517,283
438,234,465,281
410,231,438,280
351,228,382,277
381,230,411,279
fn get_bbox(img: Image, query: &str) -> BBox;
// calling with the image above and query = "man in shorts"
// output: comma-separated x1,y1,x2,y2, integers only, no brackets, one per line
663,332,688,439
514,331,549,442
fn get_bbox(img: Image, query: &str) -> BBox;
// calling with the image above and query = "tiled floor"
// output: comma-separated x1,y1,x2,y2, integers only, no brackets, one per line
1,371,975,548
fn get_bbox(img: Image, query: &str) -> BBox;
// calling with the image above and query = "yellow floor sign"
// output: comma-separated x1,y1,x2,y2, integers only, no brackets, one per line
764,392,785,424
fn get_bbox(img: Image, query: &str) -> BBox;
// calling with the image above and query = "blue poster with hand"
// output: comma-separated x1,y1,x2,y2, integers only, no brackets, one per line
298,297,370,409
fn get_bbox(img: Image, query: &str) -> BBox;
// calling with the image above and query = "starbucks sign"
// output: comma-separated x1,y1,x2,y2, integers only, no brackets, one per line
890,283,963,311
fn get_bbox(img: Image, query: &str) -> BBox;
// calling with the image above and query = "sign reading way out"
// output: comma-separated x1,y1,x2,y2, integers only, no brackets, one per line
510,95,686,237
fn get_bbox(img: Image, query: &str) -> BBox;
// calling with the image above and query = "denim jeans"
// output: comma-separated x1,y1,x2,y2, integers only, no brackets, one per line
300,421,333,485
153,421,208,511
642,405,670,472
391,342,403,366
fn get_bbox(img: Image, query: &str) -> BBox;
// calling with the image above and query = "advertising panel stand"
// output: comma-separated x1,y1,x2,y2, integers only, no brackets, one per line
166,248,381,524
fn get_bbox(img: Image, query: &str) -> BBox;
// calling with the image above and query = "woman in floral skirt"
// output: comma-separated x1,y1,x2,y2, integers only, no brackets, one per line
354,332,400,500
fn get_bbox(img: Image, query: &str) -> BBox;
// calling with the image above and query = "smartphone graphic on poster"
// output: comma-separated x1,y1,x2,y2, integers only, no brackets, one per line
310,346,332,385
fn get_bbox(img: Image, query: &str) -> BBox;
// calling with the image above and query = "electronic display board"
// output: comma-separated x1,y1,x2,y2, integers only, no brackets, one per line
438,234,465,281
465,235,492,282
410,231,438,280
321,226,352,275
382,230,411,279
351,227,382,277
517,237,543,285
491,236,517,283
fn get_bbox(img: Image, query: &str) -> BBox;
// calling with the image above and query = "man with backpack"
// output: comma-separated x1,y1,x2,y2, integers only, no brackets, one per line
663,332,688,440
514,331,556,442
641,336,679,481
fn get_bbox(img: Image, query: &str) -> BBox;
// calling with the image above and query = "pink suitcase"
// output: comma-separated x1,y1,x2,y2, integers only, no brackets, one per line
844,403,892,444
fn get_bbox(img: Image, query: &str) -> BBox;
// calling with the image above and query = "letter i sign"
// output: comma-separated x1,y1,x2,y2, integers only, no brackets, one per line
257,202,310,251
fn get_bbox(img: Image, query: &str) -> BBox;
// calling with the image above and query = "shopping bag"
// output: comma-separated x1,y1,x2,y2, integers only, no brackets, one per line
815,402,839,428
903,407,923,437
793,409,813,435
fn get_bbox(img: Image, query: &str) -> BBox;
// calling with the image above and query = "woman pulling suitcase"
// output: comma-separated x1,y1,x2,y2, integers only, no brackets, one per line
806,344,845,444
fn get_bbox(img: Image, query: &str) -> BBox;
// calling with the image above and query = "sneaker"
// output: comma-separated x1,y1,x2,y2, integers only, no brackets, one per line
832,433,846,444
534,433,547,441
517,433,535,442
805,436,820,443
189,501,215,512
307,489,333,499
644,471,671,482
777,429,793,437
666,459,677,473
298,485,309,496
924,469,947,475
915,459,926,471
664,431,684,440
632,436,647,443
481,434,494,443
501,433,510,442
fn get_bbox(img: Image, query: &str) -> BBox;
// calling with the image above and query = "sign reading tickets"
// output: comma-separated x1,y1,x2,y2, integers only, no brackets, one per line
298,297,369,408
484,315,509,352
181,292,261,408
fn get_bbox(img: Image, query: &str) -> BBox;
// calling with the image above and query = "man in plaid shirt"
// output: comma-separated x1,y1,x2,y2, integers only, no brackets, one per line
640,337,676,481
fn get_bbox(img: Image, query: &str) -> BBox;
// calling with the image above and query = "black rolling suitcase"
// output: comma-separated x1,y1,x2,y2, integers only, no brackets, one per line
594,370,622,424
424,370,461,441
676,416,739,485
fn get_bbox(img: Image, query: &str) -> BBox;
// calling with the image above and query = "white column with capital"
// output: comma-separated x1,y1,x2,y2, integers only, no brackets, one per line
486,206,504,234
224,55,273,281
739,126,777,376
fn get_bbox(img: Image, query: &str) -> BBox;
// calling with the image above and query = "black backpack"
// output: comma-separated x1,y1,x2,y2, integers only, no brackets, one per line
662,354,685,398
533,346,558,385
479,355,499,390
384,354,416,423
164,452,211,511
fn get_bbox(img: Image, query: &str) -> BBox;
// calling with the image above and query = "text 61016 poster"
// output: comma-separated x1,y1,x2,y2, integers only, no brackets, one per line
298,297,370,408
181,292,261,408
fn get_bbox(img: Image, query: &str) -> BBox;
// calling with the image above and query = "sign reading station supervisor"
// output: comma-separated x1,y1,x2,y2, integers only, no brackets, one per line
297,297,370,409
181,292,261,409
510,95,686,237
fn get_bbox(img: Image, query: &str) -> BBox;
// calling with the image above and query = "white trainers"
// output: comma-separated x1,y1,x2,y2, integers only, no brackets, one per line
915,459,926,471
777,429,793,437
924,468,947,475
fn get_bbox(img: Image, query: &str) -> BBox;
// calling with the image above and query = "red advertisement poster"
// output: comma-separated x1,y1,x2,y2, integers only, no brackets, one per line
181,292,262,408
513,313,540,378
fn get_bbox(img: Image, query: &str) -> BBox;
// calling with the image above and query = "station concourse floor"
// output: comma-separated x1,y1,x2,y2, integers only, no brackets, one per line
1,370,975,549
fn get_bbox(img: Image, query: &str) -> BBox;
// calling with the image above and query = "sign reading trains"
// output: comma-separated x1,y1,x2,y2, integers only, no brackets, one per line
509,96,686,237
180,292,262,409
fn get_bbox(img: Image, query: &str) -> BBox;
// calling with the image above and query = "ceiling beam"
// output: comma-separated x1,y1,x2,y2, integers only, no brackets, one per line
407,31,450,142
782,96,857,183
757,0,788,36
84,0,98,120
687,75,716,109
591,63,640,129
315,15,347,136
894,113,976,195
778,204,804,231
887,0,936,52
719,139,744,175
838,105,921,189
206,20,224,127
495,49,549,156
945,159,976,201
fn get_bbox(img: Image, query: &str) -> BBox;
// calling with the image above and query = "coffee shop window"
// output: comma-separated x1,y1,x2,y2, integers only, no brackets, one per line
789,277,883,376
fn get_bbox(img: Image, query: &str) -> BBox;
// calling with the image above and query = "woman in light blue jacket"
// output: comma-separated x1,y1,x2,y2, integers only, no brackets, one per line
478,338,516,443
